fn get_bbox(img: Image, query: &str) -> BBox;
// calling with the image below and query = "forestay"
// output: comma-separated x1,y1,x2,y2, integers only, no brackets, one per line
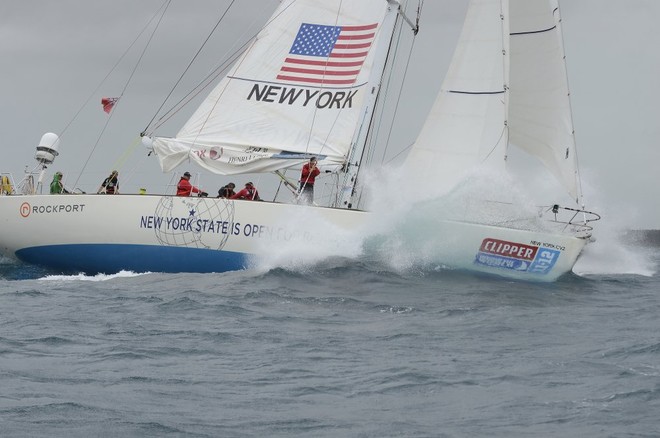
151,0,398,176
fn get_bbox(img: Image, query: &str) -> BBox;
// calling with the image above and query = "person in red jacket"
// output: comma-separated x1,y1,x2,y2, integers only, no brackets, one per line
231,182,261,201
298,156,320,204
176,171,207,196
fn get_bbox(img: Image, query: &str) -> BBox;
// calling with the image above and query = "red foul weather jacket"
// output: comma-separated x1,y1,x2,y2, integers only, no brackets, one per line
176,178,202,196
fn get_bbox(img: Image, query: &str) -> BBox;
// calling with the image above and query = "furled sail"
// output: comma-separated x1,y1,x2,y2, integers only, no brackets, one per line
402,0,510,192
151,0,397,175
508,0,580,202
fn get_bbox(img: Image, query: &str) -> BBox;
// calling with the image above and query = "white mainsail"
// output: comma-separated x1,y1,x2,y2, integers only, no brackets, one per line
403,0,581,204
151,0,398,176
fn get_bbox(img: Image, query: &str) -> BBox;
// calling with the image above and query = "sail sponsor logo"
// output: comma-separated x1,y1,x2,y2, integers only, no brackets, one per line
193,145,270,166
475,238,560,274
140,215,241,235
208,147,223,160
480,238,538,260
189,146,224,162
247,84,359,109
20,202,86,218
139,215,313,241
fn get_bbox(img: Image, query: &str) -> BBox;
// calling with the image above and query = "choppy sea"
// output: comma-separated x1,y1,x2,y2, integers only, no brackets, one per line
1,233,659,437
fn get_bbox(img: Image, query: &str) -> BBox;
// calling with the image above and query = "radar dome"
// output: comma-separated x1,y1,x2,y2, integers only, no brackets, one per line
35,132,61,165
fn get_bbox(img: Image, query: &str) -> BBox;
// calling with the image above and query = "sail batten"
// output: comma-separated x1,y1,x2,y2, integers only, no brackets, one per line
448,90,506,95
510,25,556,35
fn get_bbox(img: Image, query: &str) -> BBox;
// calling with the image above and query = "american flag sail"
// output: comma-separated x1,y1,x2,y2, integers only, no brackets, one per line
277,22,377,86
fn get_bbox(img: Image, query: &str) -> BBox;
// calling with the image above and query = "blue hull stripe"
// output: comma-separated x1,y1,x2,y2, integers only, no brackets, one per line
16,244,250,274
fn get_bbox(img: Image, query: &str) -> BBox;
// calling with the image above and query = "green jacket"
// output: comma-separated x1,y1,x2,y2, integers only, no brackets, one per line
50,175,68,194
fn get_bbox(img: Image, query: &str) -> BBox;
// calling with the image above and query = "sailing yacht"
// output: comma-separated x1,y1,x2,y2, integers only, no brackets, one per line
0,0,598,280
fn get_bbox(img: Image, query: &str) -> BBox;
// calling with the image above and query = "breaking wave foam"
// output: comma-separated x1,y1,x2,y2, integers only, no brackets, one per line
573,228,656,277
39,270,150,282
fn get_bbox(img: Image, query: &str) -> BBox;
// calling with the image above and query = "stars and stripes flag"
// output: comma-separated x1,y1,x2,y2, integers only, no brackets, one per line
277,22,378,86
101,97,119,114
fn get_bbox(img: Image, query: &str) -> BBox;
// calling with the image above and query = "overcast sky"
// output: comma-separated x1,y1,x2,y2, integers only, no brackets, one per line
1,1,658,229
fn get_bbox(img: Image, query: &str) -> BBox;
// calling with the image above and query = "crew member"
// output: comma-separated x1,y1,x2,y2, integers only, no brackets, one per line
50,172,70,194
97,170,119,194
218,183,236,198
230,182,261,201
299,157,320,204
176,171,207,196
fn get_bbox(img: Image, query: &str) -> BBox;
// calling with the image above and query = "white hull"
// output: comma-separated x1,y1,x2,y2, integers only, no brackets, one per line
0,194,587,281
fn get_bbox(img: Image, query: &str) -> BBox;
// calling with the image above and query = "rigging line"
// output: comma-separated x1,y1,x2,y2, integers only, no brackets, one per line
497,0,509,165
143,0,238,134
149,50,241,132
377,4,418,166
374,0,424,165
74,1,172,188
295,1,386,184
121,1,170,99
58,0,171,139
555,0,585,208
351,2,417,206
383,141,413,165
364,14,403,166
72,109,117,189
108,137,146,193
361,4,402,168
274,178,284,201
174,1,296,170
110,136,142,172
417,0,425,27
298,0,346,160
146,0,294,135
292,0,365,205
481,125,507,162
148,10,282,132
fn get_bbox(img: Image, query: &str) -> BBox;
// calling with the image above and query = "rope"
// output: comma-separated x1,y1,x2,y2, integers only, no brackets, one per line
142,0,238,134
144,1,295,134
58,0,171,139
375,2,419,166
73,1,172,188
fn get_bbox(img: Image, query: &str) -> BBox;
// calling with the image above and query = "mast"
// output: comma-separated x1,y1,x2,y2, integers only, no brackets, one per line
337,0,417,209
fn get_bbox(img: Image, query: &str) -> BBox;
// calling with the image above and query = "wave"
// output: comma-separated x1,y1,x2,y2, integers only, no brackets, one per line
38,270,150,282
573,226,657,278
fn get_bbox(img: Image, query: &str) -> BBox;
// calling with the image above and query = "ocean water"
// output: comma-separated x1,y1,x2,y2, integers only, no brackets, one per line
1,239,658,437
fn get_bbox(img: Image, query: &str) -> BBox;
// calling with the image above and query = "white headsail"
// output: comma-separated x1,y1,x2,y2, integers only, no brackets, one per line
508,0,581,203
151,0,398,176
403,0,582,203
403,0,510,193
